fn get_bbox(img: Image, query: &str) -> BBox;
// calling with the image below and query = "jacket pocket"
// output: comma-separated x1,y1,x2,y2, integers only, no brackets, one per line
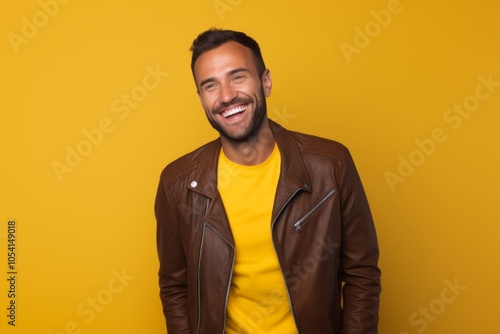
294,188,336,233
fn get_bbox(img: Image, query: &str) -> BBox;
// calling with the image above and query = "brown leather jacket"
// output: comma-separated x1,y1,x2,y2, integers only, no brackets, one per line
155,121,381,334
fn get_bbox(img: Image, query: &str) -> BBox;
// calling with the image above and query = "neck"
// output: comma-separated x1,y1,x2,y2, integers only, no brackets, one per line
220,119,275,166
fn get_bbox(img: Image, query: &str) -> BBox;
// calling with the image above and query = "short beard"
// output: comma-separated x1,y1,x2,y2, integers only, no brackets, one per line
206,89,267,143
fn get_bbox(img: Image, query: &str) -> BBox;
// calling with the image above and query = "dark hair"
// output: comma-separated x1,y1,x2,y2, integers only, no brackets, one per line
190,28,266,78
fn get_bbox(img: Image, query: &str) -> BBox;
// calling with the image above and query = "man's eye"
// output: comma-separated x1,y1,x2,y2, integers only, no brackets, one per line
233,75,246,81
204,83,217,91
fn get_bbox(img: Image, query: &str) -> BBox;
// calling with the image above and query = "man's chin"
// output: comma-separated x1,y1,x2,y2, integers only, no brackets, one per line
208,106,267,143
220,127,253,143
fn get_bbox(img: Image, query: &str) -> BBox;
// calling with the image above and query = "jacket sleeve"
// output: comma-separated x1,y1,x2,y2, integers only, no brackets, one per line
155,171,192,333
338,148,381,334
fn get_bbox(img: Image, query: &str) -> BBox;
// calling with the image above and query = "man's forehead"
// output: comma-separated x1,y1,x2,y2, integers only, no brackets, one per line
193,42,258,89
194,41,255,75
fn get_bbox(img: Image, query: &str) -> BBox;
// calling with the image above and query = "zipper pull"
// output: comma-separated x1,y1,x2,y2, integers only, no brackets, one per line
294,221,302,233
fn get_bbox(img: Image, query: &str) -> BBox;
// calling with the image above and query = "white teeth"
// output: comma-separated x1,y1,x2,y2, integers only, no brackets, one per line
221,105,247,118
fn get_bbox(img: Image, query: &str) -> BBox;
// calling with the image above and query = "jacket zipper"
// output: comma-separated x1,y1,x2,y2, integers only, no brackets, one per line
195,223,206,334
271,187,302,332
196,198,235,334
197,198,230,334
293,188,336,233
199,225,235,334
221,243,235,334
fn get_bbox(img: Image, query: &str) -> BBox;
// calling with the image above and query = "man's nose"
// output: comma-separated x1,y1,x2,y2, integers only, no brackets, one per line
219,82,237,103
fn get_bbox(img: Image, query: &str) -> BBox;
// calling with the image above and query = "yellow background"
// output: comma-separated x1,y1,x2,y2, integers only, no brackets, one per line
1,0,499,333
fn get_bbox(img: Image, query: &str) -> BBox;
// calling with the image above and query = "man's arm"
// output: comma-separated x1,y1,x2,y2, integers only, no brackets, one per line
155,172,192,333
338,148,381,334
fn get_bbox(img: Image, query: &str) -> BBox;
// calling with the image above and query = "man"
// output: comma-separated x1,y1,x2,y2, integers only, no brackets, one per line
155,28,381,334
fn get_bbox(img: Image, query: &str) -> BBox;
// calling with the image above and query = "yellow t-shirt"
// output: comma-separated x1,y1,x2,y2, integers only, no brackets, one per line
217,144,297,334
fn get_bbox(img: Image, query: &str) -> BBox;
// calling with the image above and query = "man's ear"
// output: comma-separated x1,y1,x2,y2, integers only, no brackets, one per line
262,69,272,97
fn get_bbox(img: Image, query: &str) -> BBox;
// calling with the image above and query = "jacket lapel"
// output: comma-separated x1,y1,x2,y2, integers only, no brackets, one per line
270,121,312,222
188,139,235,245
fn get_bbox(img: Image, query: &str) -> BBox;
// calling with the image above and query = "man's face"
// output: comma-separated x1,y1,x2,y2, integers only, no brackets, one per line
193,41,272,142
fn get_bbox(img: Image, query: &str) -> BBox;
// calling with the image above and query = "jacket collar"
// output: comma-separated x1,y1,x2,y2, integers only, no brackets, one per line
188,120,311,199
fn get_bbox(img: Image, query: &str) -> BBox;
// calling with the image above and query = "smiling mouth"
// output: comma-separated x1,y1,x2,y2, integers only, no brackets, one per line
220,104,248,118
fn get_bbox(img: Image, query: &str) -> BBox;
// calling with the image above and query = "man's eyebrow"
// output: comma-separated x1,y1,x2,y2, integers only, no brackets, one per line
199,68,250,88
227,68,250,76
